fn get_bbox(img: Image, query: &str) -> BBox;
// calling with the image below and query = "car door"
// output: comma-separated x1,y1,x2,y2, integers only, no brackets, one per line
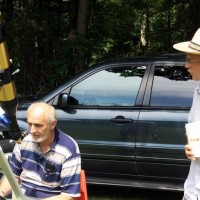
53,64,149,180
136,63,197,183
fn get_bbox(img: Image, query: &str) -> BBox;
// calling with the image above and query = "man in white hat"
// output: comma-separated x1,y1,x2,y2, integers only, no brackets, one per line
173,28,200,200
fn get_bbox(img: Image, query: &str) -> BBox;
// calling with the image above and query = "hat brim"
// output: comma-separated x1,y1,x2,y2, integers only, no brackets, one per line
173,41,200,55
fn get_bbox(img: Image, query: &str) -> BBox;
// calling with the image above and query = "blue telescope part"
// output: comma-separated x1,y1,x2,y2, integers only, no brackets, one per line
0,112,11,127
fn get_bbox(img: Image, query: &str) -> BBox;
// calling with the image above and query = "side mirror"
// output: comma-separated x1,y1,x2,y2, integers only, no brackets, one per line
58,94,79,107
58,93,69,107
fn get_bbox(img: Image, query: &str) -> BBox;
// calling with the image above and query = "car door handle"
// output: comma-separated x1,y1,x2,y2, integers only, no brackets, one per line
111,116,133,124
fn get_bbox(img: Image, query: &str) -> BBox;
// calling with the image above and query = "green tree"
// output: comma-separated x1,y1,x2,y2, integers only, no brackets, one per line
0,0,200,97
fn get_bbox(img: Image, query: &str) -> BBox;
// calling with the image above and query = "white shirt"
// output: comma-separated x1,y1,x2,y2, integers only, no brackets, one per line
185,84,200,199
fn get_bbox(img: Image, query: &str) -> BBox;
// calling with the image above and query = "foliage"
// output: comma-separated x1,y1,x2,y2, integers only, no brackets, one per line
0,0,199,97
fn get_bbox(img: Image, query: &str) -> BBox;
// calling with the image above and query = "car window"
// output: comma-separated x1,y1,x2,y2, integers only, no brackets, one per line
69,66,146,106
150,65,198,107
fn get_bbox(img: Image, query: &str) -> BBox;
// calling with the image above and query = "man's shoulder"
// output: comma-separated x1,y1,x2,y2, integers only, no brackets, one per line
55,128,80,154
56,128,76,143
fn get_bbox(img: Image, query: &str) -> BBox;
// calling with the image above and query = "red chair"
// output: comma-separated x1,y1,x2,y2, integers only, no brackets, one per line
77,170,88,200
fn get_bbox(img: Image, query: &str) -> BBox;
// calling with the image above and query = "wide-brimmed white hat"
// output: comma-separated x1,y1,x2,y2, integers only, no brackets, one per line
173,28,200,55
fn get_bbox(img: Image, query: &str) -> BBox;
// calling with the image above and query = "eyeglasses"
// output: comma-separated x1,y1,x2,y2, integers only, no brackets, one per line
185,56,200,65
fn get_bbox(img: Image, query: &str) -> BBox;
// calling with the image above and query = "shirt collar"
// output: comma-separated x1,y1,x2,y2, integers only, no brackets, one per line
50,127,59,150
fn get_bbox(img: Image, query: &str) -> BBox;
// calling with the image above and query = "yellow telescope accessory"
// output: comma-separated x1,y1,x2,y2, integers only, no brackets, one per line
0,83,16,101
0,42,16,101
0,42,9,68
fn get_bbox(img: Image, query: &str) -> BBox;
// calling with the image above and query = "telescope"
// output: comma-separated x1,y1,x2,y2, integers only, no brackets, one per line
0,13,23,143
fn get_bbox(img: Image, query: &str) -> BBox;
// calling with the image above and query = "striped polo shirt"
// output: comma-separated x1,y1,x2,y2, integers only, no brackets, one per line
10,128,81,199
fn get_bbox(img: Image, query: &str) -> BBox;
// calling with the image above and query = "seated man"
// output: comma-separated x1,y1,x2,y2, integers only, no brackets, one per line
0,102,81,200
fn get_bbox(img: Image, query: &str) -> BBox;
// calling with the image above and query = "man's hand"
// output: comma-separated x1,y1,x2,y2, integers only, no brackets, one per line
185,144,196,160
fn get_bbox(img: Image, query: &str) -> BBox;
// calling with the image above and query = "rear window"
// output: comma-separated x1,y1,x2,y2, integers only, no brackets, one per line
150,65,198,107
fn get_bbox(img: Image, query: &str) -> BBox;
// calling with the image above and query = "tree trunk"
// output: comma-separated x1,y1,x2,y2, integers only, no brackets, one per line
167,1,171,50
67,0,90,78
188,0,200,35
77,0,89,34
76,0,89,72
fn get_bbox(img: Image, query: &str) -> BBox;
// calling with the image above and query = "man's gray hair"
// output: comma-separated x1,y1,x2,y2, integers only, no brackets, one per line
27,102,56,123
